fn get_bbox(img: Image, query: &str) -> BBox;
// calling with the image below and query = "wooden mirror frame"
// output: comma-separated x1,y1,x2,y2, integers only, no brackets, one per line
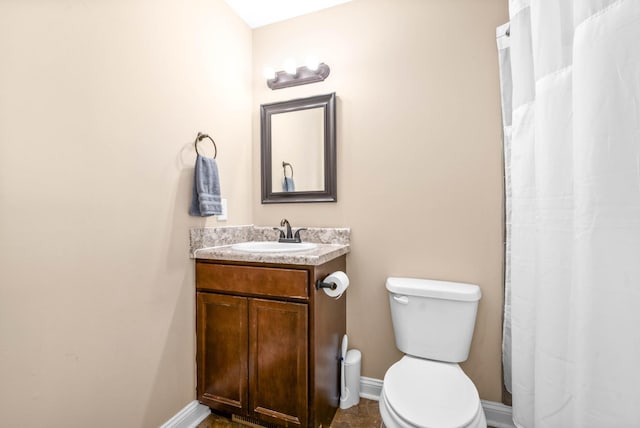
260,92,337,204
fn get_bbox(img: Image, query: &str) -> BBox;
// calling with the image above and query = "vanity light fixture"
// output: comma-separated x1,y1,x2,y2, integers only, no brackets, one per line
266,61,330,90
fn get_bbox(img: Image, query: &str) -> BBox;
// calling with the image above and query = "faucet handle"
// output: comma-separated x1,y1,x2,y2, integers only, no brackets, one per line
273,227,285,239
293,228,307,243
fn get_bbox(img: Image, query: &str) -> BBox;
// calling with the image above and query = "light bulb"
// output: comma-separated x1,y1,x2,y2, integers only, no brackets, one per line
263,67,276,80
306,56,320,71
283,59,297,75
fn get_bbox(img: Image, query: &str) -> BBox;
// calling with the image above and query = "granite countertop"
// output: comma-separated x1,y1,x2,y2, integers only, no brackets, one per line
190,225,350,266
193,243,349,266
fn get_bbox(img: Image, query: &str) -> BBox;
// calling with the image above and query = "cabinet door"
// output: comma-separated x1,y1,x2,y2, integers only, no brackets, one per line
249,298,308,427
196,292,248,415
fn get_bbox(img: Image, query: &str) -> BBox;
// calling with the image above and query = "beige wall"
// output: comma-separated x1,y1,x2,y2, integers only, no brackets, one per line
252,0,508,401
0,1,252,426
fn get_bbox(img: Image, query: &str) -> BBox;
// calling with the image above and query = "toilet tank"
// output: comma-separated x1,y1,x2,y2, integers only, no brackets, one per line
386,277,481,363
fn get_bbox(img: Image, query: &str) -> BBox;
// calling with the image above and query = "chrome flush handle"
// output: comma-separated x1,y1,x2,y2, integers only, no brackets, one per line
392,295,409,305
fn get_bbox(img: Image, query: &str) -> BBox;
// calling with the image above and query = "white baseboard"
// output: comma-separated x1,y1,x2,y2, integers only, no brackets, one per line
160,400,211,428
359,377,515,428
360,376,384,400
481,400,516,428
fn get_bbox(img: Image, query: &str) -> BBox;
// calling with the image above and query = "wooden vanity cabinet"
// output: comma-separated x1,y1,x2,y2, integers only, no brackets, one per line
196,256,346,428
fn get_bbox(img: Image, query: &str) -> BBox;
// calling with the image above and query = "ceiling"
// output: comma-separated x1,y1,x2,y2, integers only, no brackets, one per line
224,0,352,28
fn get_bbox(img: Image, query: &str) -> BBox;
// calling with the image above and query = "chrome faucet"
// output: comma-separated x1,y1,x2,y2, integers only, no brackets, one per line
273,219,306,243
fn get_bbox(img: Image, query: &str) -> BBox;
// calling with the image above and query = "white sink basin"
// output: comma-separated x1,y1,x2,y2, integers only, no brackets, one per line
231,241,318,253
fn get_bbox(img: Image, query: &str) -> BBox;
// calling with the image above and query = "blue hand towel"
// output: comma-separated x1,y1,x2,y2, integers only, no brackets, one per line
283,176,295,192
189,154,222,216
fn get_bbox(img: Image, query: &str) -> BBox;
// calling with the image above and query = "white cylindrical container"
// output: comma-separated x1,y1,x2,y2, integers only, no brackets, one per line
340,349,361,409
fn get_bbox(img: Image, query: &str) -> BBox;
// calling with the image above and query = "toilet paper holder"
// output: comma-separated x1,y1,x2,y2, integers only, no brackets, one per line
316,278,338,290
316,271,349,298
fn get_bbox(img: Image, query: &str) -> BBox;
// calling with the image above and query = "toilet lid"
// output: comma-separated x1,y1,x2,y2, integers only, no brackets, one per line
383,356,480,428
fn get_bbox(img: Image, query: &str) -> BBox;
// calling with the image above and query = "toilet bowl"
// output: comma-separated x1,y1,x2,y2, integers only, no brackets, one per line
379,356,486,428
381,277,486,428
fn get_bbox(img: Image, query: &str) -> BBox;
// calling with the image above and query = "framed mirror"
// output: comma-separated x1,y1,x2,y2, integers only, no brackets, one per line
260,93,336,203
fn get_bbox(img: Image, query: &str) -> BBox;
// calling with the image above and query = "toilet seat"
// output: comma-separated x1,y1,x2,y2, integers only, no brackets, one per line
381,356,483,428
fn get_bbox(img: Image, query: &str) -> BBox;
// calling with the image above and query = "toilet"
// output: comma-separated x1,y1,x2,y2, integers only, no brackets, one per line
380,277,486,428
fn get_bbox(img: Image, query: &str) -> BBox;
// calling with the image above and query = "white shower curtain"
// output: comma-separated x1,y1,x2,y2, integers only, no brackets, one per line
497,1,640,427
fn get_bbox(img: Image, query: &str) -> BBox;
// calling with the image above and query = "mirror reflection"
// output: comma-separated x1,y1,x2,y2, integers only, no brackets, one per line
271,108,325,192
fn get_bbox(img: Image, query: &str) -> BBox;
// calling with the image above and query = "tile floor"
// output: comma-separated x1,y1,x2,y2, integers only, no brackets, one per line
196,398,382,428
